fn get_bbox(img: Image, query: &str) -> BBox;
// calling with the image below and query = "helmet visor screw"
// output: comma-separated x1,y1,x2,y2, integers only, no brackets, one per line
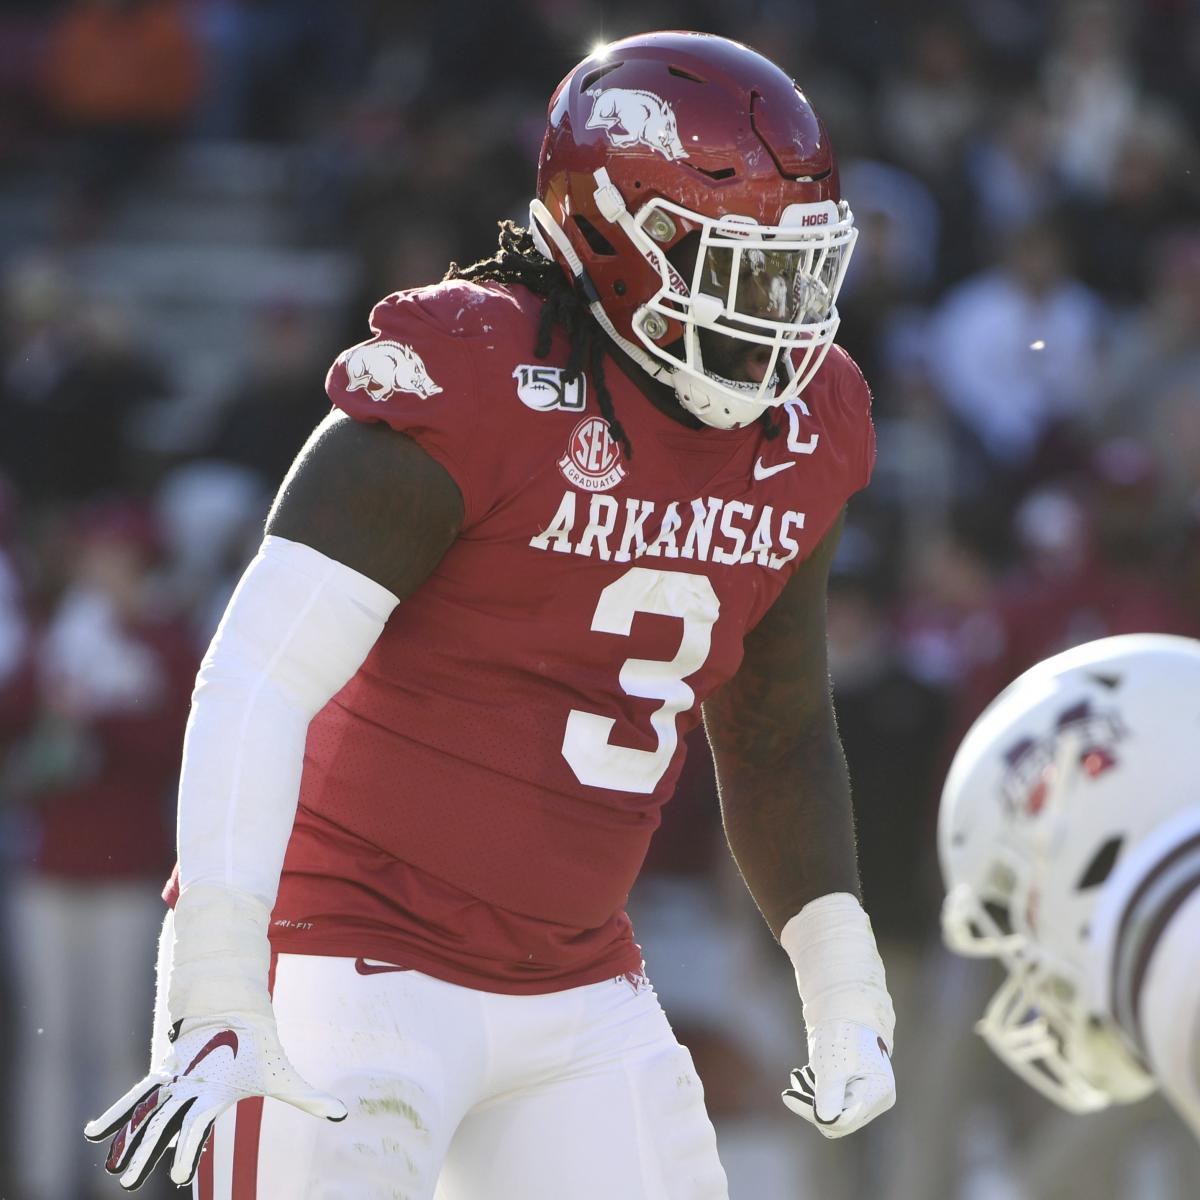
642,312,669,339
645,212,677,243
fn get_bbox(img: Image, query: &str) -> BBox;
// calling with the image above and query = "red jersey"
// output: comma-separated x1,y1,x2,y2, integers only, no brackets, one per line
266,279,874,992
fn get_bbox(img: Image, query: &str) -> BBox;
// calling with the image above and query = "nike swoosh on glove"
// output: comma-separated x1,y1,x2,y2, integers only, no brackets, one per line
84,1012,346,1190
782,1019,895,1139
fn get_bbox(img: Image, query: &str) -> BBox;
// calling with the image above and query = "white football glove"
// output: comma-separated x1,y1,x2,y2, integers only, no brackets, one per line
85,886,347,1190
779,893,896,1139
782,1019,895,1137
85,1011,346,1190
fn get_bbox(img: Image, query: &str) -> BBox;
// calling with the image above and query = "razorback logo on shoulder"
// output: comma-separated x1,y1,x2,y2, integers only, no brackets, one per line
585,87,689,160
341,340,442,402
513,364,587,412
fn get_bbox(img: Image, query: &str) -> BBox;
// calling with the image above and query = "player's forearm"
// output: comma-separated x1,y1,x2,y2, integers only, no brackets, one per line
710,707,860,939
713,701,897,1117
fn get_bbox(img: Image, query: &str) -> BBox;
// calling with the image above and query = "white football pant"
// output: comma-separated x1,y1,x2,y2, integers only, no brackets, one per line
189,953,730,1199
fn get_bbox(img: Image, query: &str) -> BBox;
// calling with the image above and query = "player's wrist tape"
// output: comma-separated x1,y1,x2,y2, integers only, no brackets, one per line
781,892,895,1049
177,535,397,903
169,883,274,1020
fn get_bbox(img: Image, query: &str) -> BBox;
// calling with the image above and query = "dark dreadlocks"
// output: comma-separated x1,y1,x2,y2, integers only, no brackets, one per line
445,220,782,451
445,221,633,459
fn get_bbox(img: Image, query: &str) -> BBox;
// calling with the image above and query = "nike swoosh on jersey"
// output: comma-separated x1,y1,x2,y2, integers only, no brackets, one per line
753,458,795,481
355,957,410,976
183,1029,239,1076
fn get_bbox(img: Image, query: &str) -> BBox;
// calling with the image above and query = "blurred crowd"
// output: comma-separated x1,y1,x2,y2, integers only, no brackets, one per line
0,1,1198,1197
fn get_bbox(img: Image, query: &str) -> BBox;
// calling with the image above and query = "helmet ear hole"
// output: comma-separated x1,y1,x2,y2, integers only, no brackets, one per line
1075,837,1124,890
573,215,617,257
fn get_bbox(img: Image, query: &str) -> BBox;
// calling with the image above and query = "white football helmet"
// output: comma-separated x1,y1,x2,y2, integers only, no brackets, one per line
938,633,1200,1112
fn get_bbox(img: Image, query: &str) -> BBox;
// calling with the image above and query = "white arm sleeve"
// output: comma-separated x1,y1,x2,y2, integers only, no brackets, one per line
171,535,398,1018
178,535,398,898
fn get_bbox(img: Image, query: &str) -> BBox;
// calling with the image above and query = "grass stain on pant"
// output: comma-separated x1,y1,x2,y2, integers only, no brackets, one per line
358,1095,429,1134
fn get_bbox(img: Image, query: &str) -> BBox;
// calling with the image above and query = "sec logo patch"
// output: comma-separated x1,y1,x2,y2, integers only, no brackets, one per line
558,416,626,492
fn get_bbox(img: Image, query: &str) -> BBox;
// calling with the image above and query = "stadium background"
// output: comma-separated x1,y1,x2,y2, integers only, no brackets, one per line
0,1,1197,1196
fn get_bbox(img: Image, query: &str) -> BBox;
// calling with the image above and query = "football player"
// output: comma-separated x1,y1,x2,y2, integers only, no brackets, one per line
85,32,896,1198
939,633,1200,1139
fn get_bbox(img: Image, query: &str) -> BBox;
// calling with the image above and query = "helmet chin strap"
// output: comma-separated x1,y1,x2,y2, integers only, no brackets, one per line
672,370,772,430
527,197,672,389
674,317,780,430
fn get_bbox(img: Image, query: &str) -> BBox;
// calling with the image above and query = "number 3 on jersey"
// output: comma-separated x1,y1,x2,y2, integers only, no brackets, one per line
562,567,720,794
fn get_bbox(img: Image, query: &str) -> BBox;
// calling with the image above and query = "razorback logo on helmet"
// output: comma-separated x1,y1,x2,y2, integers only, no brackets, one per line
512,364,587,412
585,87,689,161
1000,701,1125,819
341,340,442,402
558,416,626,492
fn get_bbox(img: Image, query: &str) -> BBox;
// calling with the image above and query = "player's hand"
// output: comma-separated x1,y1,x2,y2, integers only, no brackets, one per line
781,1019,895,1139
84,1011,346,1190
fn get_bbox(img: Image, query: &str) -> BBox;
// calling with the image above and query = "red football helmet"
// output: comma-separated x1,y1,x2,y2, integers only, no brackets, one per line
531,31,857,429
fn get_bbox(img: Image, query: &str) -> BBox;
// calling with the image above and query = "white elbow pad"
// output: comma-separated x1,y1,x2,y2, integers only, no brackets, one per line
171,537,396,1018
